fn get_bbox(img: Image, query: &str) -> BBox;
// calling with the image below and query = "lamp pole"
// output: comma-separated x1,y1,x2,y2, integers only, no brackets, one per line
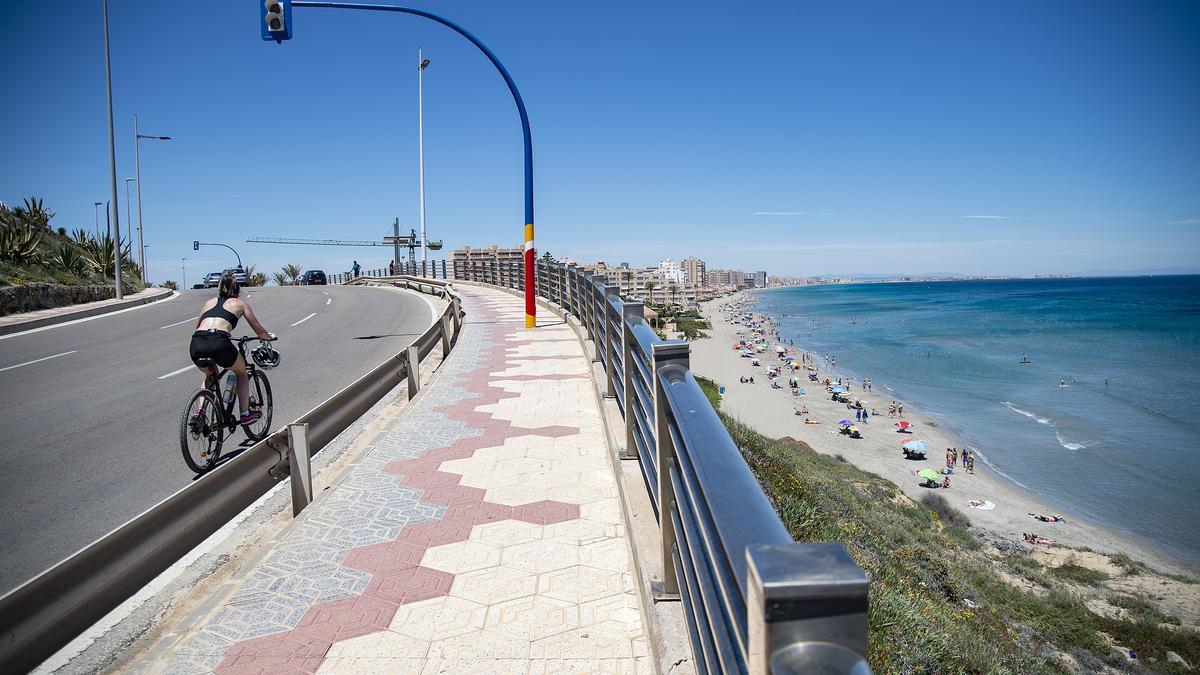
123,177,135,279
93,202,102,240
181,257,187,290
102,0,123,299
418,48,429,271
134,115,171,289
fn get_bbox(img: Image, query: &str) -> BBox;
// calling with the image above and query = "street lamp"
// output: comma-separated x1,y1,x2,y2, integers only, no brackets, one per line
418,49,429,272
134,114,171,290
102,0,123,299
181,258,187,290
93,202,103,240
123,178,135,278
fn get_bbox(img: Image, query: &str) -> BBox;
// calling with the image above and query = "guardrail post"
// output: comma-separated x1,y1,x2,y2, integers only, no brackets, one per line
440,314,452,353
287,423,313,516
745,543,870,674
603,285,619,397
620,302,643,459
406,345,420,399
652,340,689,599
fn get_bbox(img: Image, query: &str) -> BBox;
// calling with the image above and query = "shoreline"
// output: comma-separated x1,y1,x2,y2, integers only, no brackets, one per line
692,291,1195,577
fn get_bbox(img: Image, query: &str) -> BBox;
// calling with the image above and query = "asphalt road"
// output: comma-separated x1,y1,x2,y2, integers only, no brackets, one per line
0,284,438,594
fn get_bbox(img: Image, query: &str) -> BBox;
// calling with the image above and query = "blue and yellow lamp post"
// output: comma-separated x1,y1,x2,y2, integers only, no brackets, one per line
263,1,538,328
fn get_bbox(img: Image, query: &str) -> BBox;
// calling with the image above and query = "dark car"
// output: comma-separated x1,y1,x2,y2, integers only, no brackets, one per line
300,270,327,285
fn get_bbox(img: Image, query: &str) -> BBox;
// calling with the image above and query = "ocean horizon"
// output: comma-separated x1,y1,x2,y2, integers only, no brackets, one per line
753,275,1200,567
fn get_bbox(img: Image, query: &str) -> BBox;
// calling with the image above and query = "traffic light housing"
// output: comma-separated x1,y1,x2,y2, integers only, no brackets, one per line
193,240,199,251
261,0,292,43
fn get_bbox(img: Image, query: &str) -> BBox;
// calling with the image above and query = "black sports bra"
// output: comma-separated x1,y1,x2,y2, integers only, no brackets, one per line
200,297,239,329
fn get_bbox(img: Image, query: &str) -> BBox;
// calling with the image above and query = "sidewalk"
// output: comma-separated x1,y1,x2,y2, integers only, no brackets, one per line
150,286,651,674
0,287,173,336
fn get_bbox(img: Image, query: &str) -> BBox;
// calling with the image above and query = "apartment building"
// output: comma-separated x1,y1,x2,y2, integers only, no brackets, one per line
681,257,706,287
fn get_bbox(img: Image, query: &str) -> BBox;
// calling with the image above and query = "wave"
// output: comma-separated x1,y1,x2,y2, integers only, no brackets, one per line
1055,429,1091,451
968,447,1029,489
1002,401,1052,425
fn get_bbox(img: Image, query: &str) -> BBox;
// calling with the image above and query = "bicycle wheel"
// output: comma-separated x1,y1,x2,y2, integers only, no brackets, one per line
180,389,224,473
243,370,273,442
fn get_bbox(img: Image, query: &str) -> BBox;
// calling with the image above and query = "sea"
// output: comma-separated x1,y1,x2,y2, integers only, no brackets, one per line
753,275,1200,567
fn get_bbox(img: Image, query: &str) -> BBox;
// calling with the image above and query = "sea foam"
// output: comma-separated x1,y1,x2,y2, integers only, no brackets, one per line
1002,401,1052,425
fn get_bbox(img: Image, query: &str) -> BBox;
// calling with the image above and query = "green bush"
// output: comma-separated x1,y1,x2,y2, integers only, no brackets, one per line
1051,562,1110,586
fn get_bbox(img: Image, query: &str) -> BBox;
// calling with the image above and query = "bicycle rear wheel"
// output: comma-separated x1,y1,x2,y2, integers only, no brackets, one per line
242,370,274,443
181,389,224,473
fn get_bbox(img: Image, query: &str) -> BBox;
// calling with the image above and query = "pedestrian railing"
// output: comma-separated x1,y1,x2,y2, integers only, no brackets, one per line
0,276,462,674
453,258,871,675
330,260,450,285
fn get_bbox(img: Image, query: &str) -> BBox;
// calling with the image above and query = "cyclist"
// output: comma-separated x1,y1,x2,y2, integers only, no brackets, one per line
189,274,275,425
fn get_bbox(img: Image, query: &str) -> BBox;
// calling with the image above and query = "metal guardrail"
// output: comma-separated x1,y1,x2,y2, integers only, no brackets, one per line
0,276,462,673
453,259,871,675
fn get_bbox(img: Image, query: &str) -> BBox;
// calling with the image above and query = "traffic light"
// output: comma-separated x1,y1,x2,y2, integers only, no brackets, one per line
193,241,199,251
261,0,292,43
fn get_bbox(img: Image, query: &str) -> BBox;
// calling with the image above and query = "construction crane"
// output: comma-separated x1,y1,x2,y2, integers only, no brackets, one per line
249,226,443,265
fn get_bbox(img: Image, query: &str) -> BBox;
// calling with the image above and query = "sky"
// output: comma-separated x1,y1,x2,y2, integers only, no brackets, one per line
2,0,1198,281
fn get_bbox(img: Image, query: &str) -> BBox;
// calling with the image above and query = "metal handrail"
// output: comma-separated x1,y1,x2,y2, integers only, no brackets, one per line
0,278,463,673
452,258,870,674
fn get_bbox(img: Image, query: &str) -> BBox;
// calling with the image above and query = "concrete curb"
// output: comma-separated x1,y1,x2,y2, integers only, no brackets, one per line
0,288,174,336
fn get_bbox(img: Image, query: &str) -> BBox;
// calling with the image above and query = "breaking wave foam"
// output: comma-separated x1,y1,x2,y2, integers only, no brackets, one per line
1002,401,1052,425
1055,429,1091,451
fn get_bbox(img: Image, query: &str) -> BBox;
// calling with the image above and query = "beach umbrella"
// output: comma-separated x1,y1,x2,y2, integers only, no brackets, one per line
896,420,912,430
830,386,847,393
918,469,941,481
902,440,927,452
838,420,853,426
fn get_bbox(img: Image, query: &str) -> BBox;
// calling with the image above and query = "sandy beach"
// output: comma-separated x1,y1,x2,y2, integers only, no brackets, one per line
691,292,1195,578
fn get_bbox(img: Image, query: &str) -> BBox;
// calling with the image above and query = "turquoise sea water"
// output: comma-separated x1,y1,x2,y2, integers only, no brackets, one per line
754,276,1200,566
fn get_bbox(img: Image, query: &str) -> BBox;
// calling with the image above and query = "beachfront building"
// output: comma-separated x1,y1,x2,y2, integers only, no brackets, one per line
451,245,525,286
681,257,706,287
706,268,745,288
658,259,684,284
750,270,767,288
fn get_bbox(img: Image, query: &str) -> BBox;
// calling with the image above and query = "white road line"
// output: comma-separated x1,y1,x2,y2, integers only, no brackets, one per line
157,365,195,380
158,317,194,330
0,350,77,373
321,291,329,295
326,298,332,305
0,291,179,341
292,312,317,327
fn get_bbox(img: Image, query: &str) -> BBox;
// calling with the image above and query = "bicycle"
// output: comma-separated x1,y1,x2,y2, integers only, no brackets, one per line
179,335,279,474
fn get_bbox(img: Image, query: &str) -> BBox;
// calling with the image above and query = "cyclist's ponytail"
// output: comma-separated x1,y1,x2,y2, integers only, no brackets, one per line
218,274,240,299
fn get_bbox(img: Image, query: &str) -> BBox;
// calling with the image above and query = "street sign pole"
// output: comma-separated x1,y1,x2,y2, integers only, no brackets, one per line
276,1,537,327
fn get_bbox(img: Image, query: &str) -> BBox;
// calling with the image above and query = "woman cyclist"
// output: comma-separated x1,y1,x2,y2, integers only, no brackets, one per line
189,274,275,425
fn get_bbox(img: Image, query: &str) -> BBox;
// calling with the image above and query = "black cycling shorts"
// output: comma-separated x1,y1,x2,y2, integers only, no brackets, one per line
190,330,238,368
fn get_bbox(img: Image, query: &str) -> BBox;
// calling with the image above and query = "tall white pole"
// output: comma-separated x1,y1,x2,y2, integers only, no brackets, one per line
102,0,123,299
124,178,135,277
134,114,146,284
418,47,428,268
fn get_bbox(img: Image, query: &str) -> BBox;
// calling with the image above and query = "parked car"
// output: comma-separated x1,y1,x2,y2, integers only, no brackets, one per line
202,272,223,288
300,270,327,285
223,266,248,284
192,283,205,290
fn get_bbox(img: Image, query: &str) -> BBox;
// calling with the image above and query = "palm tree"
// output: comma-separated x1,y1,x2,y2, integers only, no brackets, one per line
242,264,266,286
668,282,679,308
281,264,303,284
643,279,656,306
271,272,289,286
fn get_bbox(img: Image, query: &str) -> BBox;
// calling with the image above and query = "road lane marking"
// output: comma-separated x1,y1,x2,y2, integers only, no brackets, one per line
0,291,180,341
326,298,332,305
321,291,329,295
157,365,195,380
292,312,317,327
158,318,194,330
0,350,78,373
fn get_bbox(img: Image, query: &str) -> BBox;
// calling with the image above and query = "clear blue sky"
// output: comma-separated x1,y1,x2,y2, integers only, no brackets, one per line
2,1,1198,281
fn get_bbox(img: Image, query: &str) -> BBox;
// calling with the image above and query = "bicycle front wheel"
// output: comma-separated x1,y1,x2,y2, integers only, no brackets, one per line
243,370,274,443
181,389,224,473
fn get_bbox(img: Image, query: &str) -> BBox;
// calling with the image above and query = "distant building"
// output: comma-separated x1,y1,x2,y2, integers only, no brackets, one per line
706,268,744,288
752,270,767,288
658,259,684,284
451,245,524,286
681,257,706,287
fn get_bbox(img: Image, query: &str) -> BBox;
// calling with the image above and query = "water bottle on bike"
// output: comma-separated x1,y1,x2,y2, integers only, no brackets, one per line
223,372,237,406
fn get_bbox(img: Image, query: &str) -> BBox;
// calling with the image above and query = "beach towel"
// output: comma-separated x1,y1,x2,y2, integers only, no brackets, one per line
968,500,995,510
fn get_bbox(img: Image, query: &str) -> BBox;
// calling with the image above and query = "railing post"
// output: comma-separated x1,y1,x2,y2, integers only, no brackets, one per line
620,302,643,460
406,345,420,399
652,341,689,599
287,423,313,516
603,285,619,397
745,543,870,674
440,313,452,353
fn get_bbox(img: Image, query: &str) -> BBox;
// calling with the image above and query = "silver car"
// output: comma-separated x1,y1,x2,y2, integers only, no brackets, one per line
223,267,249,284
203,272,223,288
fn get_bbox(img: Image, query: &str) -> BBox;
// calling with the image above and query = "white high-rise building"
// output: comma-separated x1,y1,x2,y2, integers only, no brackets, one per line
658,259,684,284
